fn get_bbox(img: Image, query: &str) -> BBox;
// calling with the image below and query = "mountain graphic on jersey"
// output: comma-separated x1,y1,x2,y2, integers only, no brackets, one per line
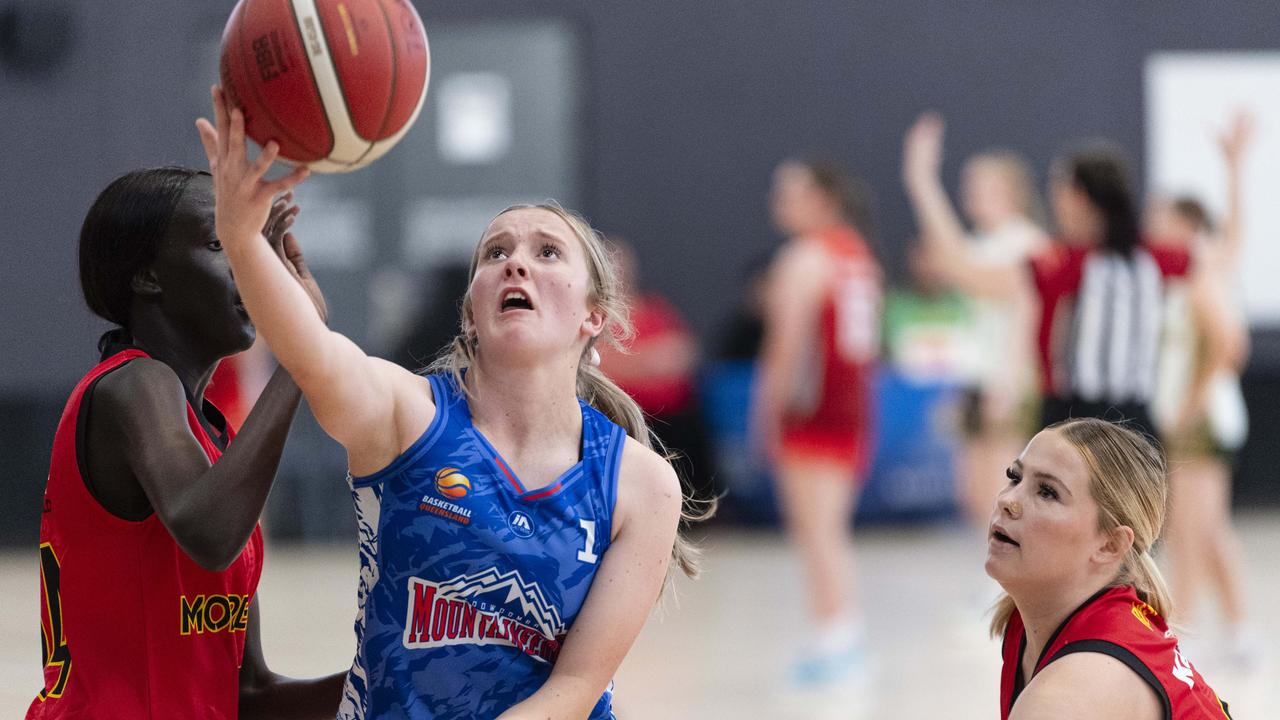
404,567,567,664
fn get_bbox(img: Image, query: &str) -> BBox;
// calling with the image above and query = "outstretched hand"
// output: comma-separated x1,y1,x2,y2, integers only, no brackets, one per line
903,111,945,186
263,193,328,324
1218,110,1255,167
195,85,309,254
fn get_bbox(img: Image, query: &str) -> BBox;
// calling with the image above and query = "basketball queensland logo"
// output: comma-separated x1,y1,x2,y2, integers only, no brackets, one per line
418,467,473,525
403,567,566,663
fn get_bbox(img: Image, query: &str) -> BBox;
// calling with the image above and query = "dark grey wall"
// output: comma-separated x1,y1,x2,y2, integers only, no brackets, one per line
3,1,1279,545
4,1,1280,384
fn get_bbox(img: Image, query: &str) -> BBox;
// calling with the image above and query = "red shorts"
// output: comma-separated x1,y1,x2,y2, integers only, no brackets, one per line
778,425,872,479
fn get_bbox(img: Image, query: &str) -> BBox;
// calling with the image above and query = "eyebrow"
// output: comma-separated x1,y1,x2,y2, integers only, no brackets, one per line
481,228,568,246
1010,460,1073,497
1030,469,1072,497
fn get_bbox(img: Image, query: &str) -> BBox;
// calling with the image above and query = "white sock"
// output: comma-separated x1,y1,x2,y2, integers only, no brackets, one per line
812,615,864,656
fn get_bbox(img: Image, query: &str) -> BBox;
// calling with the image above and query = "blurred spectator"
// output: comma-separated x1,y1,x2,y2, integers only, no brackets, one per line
597,238,717,502
717,250,773,361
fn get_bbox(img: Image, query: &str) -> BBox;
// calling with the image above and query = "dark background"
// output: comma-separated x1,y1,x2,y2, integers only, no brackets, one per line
2,1,1277,546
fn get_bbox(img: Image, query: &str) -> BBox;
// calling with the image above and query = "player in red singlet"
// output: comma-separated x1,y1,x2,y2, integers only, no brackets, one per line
753,159,882,691
28,166,340,719
988,418,1230,719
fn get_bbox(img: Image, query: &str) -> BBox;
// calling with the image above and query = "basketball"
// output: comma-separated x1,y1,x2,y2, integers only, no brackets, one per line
434,467,470,499
218,0,429,173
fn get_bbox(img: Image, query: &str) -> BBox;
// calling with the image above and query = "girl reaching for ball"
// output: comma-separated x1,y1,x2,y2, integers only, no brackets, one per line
197,86,705,719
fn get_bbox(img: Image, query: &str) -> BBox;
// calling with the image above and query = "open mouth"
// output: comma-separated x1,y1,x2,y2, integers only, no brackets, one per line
991,529,1020,547
500,290,534,312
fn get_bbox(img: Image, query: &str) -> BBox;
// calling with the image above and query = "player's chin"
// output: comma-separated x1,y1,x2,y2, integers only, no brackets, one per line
983,554,1015,583
227,320,256,354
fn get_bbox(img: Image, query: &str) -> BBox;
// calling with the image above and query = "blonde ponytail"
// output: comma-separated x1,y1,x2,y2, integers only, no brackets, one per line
1122,546,1174,621
577,358,715,583
989,595,1017,640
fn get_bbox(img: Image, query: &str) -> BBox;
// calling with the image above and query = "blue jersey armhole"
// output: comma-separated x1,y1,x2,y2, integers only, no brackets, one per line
598,424,626,549
350,374,450,489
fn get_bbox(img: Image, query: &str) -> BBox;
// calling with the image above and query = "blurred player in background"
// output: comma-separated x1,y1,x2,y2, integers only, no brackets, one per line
901,128,1048,615
753,159,882,691
1148,112,1259,667
905,113,1190,439
597,237,716,502
988,418,1231,719
198,87,703,719
30,167,341,719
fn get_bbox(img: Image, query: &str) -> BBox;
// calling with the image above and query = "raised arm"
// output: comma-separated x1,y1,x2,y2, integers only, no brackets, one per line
902,112,1017,298
196,86,430,473
495,440,682,719
1213,110,1254,271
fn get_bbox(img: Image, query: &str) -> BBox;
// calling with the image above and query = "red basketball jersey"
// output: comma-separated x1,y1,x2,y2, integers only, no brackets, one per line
1029,242,1190,398
782,225,881,434
28,349,264,720
1000,585,1231,720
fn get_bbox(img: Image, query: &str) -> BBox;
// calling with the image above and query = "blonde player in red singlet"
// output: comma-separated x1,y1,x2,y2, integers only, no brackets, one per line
753,159,882,691
989,418,1231,719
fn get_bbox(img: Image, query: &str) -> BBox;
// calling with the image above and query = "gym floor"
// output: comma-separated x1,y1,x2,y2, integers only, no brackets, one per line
3,514,1276,718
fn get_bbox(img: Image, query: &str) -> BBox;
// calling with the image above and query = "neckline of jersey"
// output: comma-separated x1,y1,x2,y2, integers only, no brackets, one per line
460,394,591,503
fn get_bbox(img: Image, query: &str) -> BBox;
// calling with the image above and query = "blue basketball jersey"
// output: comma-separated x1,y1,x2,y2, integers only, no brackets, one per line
338,372,624,719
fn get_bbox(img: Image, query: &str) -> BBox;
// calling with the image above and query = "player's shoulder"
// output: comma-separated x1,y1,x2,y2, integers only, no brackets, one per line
368,357,436,406
616,436,681,513
1029,242,1090,286
1141,241,1192,277
776,236,830,271
1030,242,1072,269
368,355,429,386
770,237,834,294
1014,649,1163,720
92,356,186,417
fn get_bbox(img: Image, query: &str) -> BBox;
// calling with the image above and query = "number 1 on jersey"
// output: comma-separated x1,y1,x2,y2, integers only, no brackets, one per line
577,519,598,564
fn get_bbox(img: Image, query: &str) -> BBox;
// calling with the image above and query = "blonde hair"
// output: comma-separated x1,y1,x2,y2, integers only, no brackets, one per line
990,418,1173,638
966,150,1047,229
427,201,712,585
